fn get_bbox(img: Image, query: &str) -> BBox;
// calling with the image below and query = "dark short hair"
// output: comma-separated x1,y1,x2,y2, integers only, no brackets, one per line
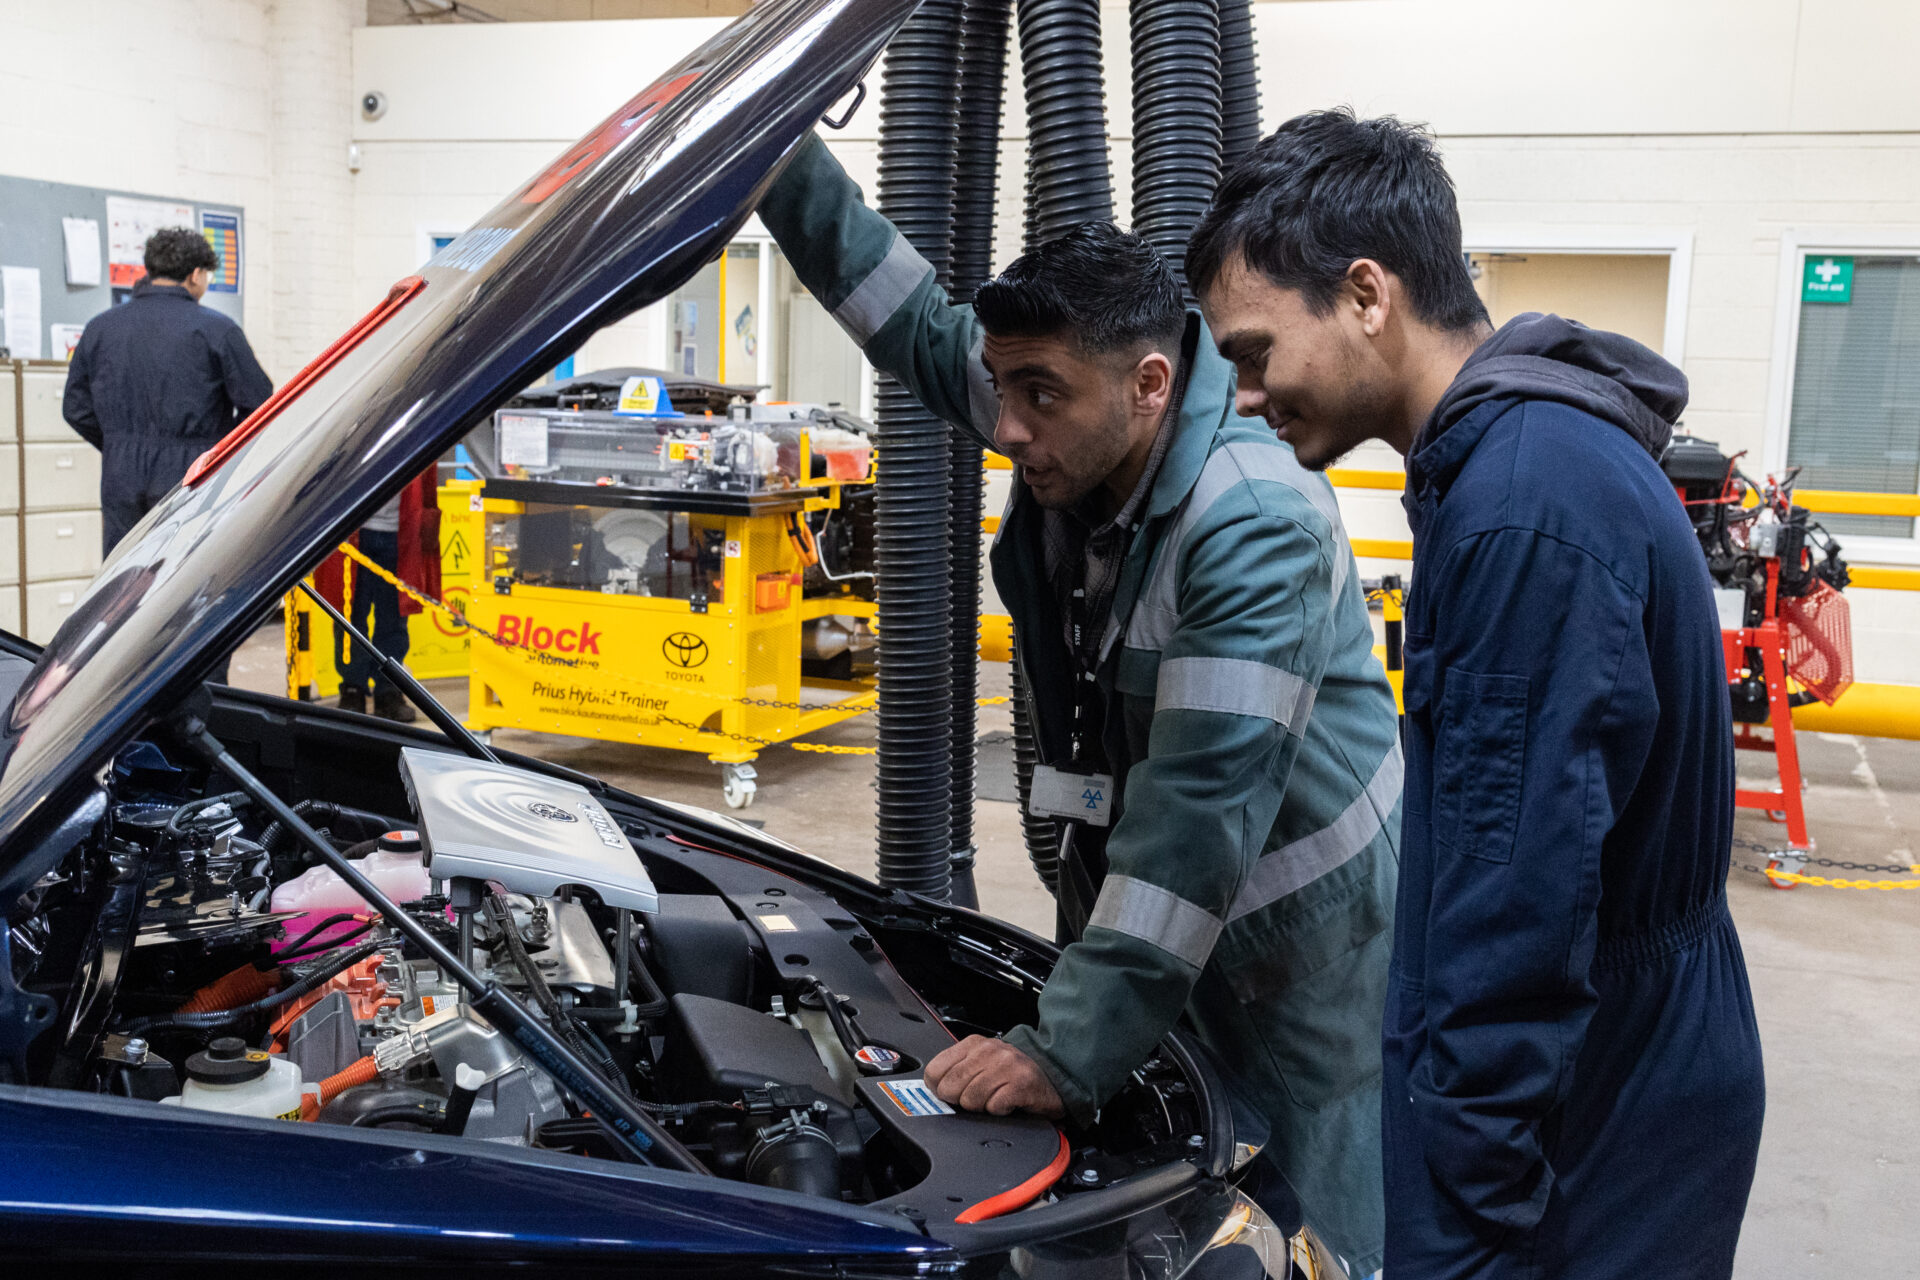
144,227,219,282
1187,108,1488,333
974,222,1186,358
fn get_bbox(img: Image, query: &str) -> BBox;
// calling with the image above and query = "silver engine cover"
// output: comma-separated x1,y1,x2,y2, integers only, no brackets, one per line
398,748,658,911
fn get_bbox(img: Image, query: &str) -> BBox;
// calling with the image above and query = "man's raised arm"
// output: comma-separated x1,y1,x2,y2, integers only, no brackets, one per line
758,132,999,447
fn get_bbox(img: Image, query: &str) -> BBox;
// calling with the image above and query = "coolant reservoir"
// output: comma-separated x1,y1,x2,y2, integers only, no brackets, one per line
271,845,431,916
159,1037,307,1121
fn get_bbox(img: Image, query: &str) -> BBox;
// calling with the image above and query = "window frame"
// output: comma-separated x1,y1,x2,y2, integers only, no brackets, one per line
1764,228,1920,565
1461,225,1695,364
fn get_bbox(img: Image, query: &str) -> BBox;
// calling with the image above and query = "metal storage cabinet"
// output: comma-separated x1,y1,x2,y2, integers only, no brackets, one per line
1,363,22,636
13,360,103,641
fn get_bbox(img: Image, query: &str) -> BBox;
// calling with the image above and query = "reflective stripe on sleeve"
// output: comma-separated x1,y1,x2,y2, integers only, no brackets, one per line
1087,874,1225,971
1156,656,1316,735
1227,742,1403,922
965,330,1000,443
832,233,935,345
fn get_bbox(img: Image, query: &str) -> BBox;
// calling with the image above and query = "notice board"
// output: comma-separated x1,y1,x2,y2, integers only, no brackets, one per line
0,173,246,360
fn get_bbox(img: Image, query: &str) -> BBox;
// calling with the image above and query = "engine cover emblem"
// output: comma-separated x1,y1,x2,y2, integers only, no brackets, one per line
399,747,658,911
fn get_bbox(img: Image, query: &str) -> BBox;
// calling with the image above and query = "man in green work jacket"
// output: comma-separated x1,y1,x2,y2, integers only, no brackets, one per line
758,134,1401,1273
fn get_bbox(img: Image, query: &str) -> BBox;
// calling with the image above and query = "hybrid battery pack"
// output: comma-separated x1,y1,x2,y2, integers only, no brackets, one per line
398,747,659,911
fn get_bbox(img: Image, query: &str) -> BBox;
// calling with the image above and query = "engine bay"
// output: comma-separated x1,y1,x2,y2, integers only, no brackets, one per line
4,721,1218,1230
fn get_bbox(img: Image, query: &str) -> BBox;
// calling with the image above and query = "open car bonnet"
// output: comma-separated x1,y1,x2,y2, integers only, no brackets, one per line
0,0,916,892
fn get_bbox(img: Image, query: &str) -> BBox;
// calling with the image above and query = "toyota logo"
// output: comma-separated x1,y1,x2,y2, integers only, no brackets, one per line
663,632,709,668
525,801,577,823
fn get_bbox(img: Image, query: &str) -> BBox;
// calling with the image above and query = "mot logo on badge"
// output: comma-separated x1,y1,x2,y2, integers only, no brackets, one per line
663,632,709,668
1083,788,1104,810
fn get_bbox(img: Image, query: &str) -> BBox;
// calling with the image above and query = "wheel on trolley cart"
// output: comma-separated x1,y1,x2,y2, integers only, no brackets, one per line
722,761,758,809
1765,850,1808,890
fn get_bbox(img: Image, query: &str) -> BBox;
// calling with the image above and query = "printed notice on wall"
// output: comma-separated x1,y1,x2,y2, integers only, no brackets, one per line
105,196,195,288
61,217,102,287
2,265,44,359
198,210,241,294
50,323,85,360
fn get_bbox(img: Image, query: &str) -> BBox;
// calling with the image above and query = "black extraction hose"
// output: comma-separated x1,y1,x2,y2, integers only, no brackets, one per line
1010,0,1114,894
944,0,1012,911
1129,0,1222,297
873,0,966,900
1017,0,1115,244
1216,0,1261,170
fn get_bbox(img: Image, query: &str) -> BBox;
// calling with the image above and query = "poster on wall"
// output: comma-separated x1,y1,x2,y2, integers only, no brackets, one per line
104,195,195,288
2,265,43,359
198,210,241,294
61,217,102,287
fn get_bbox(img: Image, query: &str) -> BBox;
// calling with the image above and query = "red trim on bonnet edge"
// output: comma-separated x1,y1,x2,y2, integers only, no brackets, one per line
184,275,426,487
954,1130,1072,1224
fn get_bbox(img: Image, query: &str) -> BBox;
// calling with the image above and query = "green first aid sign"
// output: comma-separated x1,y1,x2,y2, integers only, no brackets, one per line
1803,256,1854,304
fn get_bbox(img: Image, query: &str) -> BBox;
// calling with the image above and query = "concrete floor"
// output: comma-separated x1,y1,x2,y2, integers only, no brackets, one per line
229,631,1917,1276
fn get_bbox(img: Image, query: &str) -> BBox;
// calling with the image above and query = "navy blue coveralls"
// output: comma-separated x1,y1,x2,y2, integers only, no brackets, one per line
62,280,273,555
1386,314,1765,1277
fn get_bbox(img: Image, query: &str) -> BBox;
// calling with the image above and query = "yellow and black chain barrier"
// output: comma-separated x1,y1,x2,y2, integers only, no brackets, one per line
326,541,1007,757
1731,835,1920,890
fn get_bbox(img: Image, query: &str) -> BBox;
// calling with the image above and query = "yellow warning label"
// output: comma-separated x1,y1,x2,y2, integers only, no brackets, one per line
618,375,664,415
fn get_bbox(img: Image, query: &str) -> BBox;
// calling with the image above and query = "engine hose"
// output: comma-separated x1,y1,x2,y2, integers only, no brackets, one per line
873,0,965,899
165,791,250,836
259,800,400,855
138,939,386,1033
274,921,378,963
317,1054,380,1105
1129,0,1221,297
1017,0,1115,247
484,895,628,1093
1215,0,1261,169
316,1084,449,1130
176,961,279,1015
275,909,373,956
351,1099,448,1130
944,0,1012,910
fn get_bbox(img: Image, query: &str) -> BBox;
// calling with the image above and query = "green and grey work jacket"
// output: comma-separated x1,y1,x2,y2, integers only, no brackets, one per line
760,135,1402,1263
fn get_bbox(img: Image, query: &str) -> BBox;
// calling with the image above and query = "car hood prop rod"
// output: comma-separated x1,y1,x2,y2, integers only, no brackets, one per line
168,694,706,1174
298,581,499,764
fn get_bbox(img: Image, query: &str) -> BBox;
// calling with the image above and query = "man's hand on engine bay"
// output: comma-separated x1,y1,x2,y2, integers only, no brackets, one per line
925,1035,1066,1118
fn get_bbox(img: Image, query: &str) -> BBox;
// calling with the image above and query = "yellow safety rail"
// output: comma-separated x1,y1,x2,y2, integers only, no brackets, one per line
973,454,1920,736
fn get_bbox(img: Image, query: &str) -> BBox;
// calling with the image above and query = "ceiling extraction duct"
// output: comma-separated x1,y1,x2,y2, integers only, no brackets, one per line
1129,0,1222,297
943,0,1014,911
873,0,966,900
1216,0,1261,169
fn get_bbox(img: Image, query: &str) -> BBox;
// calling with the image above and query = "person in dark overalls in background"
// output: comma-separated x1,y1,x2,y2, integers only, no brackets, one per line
1189,109,1765,1278
62,227,273,554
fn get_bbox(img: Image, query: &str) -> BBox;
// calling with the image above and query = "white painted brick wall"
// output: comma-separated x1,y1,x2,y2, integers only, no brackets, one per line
0,0,277,360
268,0,361,378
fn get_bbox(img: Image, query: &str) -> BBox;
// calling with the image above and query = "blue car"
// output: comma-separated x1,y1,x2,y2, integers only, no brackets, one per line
0,0,1298,1272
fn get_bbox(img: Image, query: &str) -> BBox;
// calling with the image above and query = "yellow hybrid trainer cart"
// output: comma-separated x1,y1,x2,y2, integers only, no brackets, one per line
463,386,878,807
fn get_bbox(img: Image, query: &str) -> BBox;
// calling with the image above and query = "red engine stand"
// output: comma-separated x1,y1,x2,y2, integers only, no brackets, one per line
1723,560,1810,854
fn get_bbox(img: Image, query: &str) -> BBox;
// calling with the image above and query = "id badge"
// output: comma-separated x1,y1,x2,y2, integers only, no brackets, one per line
1028,764,1114,828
